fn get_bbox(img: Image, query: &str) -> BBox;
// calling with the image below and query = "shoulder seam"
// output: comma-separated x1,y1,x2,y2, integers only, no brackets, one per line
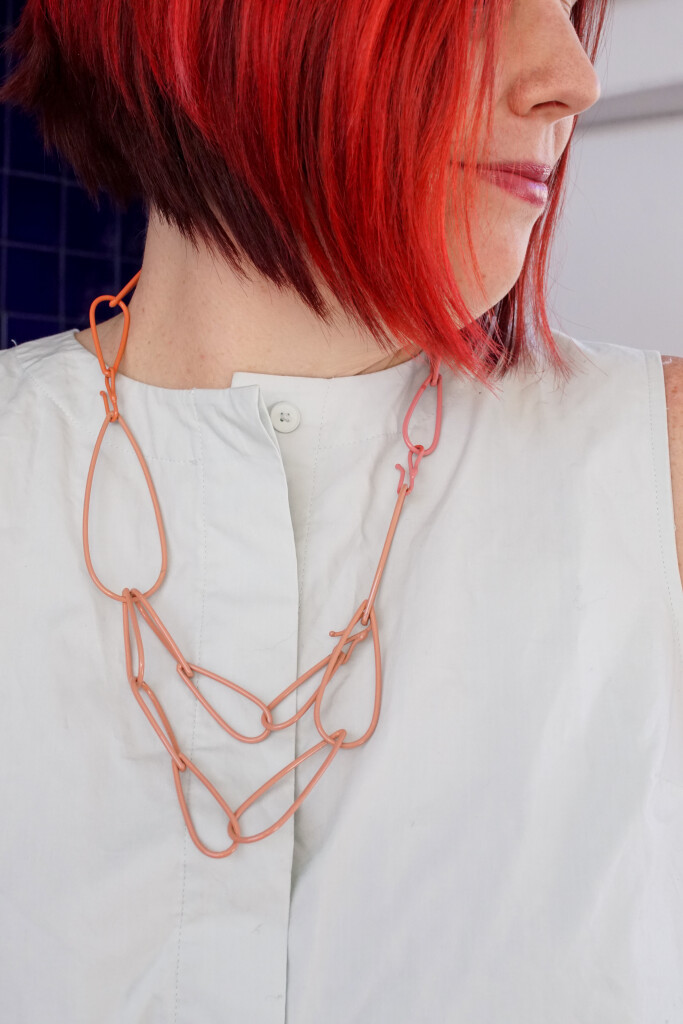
3,340,80,426
0,345,29,413
646,349,683,782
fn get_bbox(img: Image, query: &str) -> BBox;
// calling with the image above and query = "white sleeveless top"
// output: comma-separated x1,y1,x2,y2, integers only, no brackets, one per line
1,327,682,1023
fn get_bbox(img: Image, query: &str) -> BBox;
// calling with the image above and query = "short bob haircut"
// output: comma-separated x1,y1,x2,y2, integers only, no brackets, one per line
1,0,612,394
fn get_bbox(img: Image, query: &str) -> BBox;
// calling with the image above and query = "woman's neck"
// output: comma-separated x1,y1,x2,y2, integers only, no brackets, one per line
74,210,420,389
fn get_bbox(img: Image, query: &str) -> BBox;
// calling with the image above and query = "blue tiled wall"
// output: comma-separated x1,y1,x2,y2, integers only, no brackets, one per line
0,0,147,349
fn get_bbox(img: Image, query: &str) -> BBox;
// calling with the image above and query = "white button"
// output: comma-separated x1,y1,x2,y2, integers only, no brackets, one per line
269,401,301,433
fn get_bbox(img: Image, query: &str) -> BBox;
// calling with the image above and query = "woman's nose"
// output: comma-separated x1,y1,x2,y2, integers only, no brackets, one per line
504,1,602,124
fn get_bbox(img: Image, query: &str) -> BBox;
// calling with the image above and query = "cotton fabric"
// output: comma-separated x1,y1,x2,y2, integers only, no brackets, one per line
1,327,682,1023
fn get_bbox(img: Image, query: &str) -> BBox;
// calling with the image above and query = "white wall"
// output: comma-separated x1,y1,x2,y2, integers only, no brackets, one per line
547,0,683,355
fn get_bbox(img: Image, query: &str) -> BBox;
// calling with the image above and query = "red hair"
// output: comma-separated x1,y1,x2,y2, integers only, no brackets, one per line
0,0,612,394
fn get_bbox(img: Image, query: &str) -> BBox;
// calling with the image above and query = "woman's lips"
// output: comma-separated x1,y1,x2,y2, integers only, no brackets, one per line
476,166,549,207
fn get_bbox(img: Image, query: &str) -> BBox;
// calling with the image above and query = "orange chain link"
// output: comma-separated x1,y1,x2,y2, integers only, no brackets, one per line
82,269,444,858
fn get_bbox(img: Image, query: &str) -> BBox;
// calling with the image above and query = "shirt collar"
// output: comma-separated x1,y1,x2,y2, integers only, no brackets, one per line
13,328,450,458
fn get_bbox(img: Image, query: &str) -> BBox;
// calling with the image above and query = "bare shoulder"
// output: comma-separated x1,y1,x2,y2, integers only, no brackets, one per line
661,355,683,586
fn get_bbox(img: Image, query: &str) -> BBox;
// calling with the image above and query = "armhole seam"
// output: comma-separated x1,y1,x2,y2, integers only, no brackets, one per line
645,348,683,781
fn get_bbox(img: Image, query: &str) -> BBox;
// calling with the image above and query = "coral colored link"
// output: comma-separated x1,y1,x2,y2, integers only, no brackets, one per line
82,409,168,602
224,729,347,846
121,590,186,772
395,370,443,495
82,268,443,859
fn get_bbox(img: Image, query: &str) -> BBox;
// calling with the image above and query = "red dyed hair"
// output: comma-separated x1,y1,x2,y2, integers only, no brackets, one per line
1,0,612,393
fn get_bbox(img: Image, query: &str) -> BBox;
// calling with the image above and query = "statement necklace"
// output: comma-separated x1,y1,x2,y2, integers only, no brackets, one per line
82,270,444,859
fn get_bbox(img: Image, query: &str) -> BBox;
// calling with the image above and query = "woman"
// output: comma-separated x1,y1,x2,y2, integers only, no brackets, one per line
2,0,681,1020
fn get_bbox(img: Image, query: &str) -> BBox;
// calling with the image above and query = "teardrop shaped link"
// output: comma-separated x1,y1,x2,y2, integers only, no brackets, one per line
88,278,139,383
258,618,374,732
226,729,347,845
82,409,167,602
259,650,335,731
171,752,242,859
314,602,382,749
135,681,186,774
121,590,186,771
177,663,274,743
